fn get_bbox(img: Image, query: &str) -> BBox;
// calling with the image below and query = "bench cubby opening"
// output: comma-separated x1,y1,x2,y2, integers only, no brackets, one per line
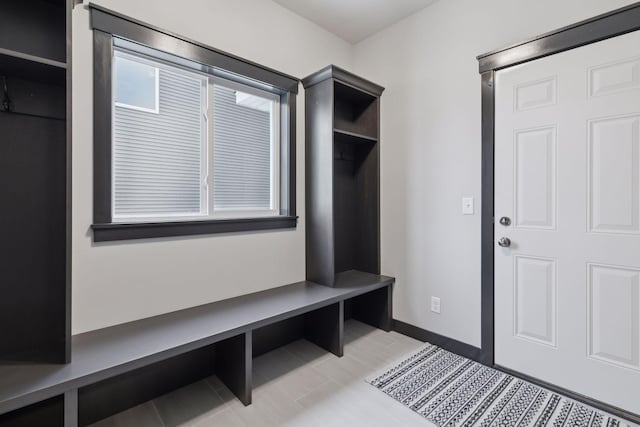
253,301,344,359
0,395,64,427
78,342,218,426
344,285,393,332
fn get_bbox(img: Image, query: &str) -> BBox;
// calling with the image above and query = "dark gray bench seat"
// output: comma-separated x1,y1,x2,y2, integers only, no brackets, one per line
0,270,394,426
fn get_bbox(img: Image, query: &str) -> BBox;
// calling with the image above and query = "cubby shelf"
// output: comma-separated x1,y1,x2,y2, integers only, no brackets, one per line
333,128,378,143
0,48,66,68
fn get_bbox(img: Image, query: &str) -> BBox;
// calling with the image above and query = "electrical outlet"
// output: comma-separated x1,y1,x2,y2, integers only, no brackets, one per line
431,296,441,314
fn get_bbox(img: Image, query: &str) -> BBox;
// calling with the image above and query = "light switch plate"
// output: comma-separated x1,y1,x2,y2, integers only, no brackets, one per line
462,197,474,215
431,297,441,314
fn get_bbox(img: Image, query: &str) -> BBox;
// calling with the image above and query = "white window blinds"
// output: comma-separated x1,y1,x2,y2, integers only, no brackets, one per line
111,48,281,222
113,54,205,219
212,83,278,212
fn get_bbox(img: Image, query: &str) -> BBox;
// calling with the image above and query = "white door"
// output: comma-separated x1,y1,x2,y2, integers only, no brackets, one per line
495,30,640,415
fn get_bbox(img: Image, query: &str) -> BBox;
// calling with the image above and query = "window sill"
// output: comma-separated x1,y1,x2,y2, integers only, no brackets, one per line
92,216,298,242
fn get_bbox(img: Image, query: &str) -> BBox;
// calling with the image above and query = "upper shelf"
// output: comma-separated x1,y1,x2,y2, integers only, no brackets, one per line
333,128,378,143
0,48,66,69
334,80,379,140
302,65,382,142
0,50,66,86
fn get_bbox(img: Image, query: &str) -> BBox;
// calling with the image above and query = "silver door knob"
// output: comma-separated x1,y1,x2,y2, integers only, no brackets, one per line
498,237,511,247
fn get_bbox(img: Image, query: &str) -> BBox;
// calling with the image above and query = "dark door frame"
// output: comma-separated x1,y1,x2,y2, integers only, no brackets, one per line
477,2,640,422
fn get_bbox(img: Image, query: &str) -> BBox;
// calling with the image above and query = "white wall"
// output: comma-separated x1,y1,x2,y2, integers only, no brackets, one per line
74,0,636,340
72,0,352,334
352,0,636,347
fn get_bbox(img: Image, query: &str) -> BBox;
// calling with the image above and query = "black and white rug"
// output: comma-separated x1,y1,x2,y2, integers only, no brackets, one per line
368,344,633,427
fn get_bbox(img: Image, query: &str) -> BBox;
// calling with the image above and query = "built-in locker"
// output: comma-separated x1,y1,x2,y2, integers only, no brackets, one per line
303,65,384,287
0,0,70,363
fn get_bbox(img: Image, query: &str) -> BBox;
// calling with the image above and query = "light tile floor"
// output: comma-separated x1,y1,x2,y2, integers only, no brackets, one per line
91,320,431,427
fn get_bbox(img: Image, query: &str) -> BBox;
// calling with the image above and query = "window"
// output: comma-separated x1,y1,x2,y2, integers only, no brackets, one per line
90,6,298,241
112,47,281,223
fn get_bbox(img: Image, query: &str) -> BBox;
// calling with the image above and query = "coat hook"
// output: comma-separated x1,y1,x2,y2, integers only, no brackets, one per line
1,76,14,112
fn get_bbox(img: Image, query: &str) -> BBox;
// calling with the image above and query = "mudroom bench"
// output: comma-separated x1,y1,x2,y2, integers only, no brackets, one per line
0,270,393,426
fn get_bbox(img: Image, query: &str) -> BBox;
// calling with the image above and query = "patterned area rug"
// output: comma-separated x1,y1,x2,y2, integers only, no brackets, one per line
368,344,633,427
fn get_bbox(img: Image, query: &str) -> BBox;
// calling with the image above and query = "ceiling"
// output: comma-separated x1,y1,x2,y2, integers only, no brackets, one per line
273,0,436,44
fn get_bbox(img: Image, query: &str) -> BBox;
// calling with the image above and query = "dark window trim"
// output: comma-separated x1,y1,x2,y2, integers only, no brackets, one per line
90,6,299,241
93,29,112,226
478,3,640,424
90,5,299,93
92,216,298,242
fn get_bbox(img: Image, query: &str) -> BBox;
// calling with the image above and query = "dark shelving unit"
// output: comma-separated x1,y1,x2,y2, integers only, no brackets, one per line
303,65,385,287
0,0,71,365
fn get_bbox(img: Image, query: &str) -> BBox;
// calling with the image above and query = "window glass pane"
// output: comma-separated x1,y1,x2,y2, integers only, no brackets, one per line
114,55,158,112
113,53,204,219
213,84,275,211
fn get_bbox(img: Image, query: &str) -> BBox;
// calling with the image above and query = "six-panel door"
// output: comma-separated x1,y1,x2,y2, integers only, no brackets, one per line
495,30,640,415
